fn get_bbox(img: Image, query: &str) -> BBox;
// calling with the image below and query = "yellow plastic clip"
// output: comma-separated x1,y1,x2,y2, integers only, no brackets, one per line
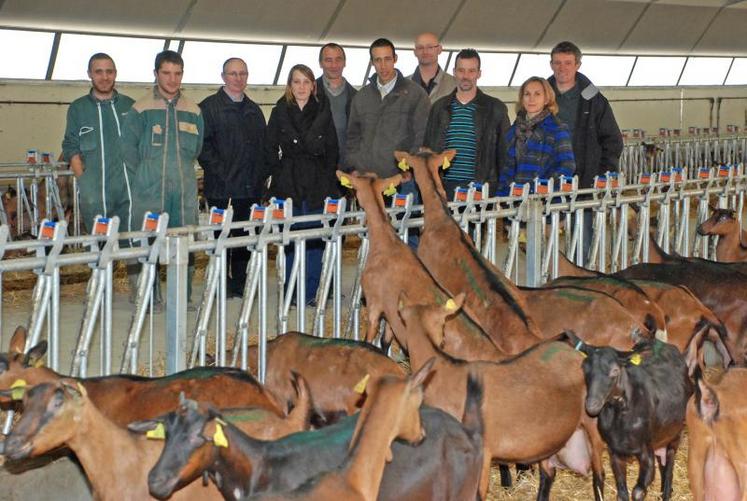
442,156,451,170
398,157,409,171
629,353,642,366
383,183,397,196
33,358,45,368
444,299,457,312
213,422,229,448
353,374,370,394
10,379,27,400
146,422,166,440
339,176,352,189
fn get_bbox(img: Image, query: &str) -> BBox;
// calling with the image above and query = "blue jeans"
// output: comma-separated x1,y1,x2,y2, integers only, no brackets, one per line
389,178,420,250
285,201,324,303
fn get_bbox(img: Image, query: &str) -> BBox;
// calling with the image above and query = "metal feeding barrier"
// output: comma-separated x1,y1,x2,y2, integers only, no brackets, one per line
0,163,745,387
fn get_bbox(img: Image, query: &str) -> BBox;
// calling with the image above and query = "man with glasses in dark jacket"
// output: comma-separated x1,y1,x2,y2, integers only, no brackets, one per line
198,57,267,297
548,41,623,263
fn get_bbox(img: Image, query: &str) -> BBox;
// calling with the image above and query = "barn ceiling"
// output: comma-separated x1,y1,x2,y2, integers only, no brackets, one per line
0,0,746,55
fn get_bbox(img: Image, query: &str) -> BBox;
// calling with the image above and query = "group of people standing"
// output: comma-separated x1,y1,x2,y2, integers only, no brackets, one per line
61,36,623,306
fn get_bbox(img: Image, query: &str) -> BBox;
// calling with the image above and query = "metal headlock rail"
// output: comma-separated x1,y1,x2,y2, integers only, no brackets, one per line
0,162,745,385
0,160,79,238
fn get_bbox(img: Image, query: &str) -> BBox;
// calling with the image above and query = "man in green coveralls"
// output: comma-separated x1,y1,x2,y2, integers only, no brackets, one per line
62,53,134,233
121,50,204,305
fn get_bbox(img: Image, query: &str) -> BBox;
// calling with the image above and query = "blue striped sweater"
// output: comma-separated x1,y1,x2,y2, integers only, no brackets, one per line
498,113,576,195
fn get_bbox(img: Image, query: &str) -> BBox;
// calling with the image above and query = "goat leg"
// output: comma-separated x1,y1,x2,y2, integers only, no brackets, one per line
658,440,679,501
498,464,512,488
537,460,556,501
632,446,656,501
610,454,630,501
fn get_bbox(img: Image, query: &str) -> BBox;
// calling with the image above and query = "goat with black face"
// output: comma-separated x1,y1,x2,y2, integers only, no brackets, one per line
569,334,692,501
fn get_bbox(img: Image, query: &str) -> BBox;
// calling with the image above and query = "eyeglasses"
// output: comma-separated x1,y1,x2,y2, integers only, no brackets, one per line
224,71,248,78
415,44,440,52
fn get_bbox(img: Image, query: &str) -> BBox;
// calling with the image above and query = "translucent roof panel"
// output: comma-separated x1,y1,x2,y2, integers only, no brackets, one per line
278,46,323,84
724,58,747,86
580,55,636,87
447,52,517,87
628,57,686,86
0,29,55,79
679,57,732,86
181,41,282,85
510,53,551,86
54,34,165,82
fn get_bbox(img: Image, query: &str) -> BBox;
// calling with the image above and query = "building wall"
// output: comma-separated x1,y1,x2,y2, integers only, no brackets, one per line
0,79,745,164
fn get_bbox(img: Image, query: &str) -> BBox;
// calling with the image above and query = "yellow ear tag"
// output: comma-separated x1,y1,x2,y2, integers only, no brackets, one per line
213,422,229,448
353,374,370,394
340,176,352,189
382,183,397,197
444,299,457,312
10,379,27,400
442,156,451,170
33,358,45,368
629,353,642,366
146,422,166,440
398,157,409,171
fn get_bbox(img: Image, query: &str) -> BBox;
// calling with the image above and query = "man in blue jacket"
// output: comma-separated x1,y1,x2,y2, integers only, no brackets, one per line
62,53,134,233
199,57,266,297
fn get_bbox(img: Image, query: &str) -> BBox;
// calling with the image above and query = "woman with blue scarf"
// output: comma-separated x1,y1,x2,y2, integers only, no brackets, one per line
498,77,576,195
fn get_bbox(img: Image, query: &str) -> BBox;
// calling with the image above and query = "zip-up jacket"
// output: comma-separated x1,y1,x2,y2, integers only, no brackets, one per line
423,88,510,188
62,89,135,231
345,70,430,177
121,87,204,228
198,87,267,199
548,72,623,188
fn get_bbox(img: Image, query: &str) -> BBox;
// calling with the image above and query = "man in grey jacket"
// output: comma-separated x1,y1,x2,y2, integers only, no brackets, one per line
346,38,430,180
409,32,456,104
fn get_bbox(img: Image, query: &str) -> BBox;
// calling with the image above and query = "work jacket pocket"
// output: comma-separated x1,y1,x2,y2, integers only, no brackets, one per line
79,126,97,153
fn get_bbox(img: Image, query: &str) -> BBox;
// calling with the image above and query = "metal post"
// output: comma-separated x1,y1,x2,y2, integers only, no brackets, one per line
166,234,189,374
525,199,542,287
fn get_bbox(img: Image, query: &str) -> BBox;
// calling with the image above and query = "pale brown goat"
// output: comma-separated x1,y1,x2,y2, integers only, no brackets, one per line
696,207,747,262
336,170,504,361
396,293,606,501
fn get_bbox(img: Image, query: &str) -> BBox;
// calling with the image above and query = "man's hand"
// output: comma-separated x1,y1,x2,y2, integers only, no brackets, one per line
70,154,85,177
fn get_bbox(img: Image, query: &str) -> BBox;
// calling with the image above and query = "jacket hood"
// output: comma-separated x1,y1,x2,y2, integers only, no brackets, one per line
548,71,598,101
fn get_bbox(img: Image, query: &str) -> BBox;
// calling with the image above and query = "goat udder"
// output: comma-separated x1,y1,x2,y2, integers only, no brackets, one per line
548,428,592,476
704,445,740,501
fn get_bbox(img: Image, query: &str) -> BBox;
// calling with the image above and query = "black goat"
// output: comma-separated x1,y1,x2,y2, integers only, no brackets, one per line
568,334,692,501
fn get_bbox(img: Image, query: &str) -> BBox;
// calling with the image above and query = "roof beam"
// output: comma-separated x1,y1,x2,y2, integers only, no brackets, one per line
617,0,656,50
319,0,347,41
174,0,198,35
439,0,469,44
533,0,567,49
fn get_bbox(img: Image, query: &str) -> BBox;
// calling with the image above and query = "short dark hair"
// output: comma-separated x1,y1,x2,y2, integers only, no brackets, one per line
154,50,184,72
369,38,396,60
455,49,481,70
551,41,582,63
88,53,115,72
222,57,247,74
319,43,346,63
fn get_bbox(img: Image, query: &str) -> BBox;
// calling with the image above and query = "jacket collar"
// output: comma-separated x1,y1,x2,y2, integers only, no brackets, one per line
152,86,181,104
548,72,597,101
367,69,405,90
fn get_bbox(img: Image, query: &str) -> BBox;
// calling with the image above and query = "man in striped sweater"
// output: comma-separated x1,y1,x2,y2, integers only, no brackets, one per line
423,49,510,199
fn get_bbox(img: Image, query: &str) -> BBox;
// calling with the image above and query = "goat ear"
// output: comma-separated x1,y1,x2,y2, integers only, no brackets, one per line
685,321,733,377
397,290,410,312
336,170,355,190
562,331,593,356
24,341,48,368
695,375,720,424
128,418,163,434
374,174,402,196
410,357,436,389
439,149,457,167
8,326,27,354
60,380,86,400
443,293,465,316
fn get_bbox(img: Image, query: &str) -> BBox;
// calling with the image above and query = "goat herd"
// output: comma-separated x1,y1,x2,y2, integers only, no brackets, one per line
1,150,746,501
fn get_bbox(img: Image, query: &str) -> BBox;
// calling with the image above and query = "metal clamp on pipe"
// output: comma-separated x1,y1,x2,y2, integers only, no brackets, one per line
71,215,119,377
120,212,168,374
189,206,233,369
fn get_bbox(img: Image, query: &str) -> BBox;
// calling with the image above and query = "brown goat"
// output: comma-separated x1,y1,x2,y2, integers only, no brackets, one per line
401,150,648,353
696,207,747,262
0,327,284,424
688,368,747,501
396,293,606,501
336,170,505,361
245,332,405,422
223,362,435,501
3,379,222,501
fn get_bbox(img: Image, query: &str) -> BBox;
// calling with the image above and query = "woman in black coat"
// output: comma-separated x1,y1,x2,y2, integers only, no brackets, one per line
265,64,340,306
